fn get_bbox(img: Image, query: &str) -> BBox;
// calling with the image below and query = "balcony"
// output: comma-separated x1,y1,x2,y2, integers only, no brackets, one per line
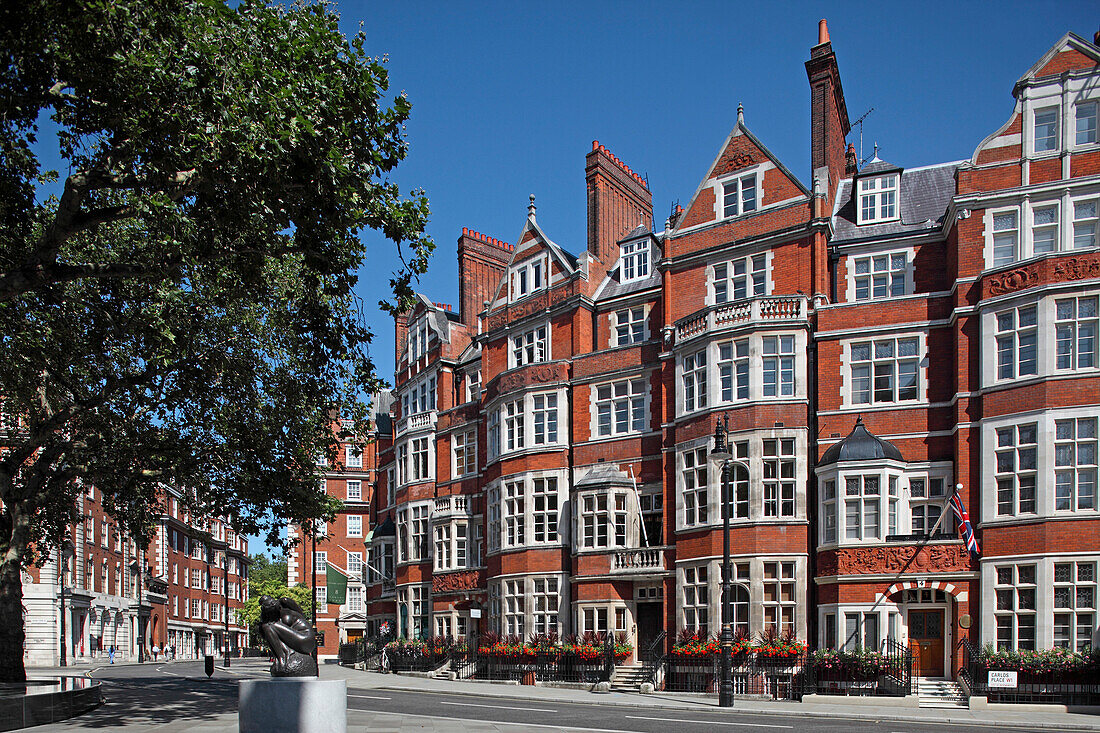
395,410,437,436
610,546,668,575
433,495,471,518
675,295,807,342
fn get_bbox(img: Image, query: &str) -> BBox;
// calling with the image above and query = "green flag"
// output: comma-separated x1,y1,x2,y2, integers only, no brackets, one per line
326,563,347,605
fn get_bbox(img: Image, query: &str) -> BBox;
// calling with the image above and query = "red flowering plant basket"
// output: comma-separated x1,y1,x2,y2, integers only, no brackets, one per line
671,629,719,658
754,627,807,664
973,645,1100,682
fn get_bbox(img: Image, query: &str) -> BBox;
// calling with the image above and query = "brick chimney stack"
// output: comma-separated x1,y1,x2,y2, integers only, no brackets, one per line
585,141,653,265
457,227,513,329
805,18,852,212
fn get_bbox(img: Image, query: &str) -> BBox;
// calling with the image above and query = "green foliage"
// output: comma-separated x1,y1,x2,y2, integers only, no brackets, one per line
236,579,312,630
248,553,287,586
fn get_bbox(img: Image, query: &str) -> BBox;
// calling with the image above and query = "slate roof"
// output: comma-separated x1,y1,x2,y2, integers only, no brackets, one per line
593,227,663,301
369,390,394,434
575,463,635,489
832,161,961,244
818,417,905,466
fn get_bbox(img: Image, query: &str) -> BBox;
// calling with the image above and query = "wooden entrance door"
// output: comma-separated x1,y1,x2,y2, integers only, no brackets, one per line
908,609,945,677
636,603,662,660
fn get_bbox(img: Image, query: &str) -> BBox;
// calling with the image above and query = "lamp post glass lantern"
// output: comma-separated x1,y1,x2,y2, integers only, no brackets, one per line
710,416,735,708
59,540,74,667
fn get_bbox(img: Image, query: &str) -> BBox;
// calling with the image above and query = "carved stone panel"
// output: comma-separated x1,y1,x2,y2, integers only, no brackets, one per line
484,361,570,402
432,569,485,595
817,544,972,577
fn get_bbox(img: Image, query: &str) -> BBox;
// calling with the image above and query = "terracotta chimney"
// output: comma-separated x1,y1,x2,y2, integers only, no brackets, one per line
818,19,829,45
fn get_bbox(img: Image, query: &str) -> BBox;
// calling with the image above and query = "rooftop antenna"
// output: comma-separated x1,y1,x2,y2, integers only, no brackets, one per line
852,107,875,166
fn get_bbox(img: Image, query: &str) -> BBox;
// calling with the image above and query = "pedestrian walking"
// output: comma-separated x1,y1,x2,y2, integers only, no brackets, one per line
152,644,160,661
108,645,115,664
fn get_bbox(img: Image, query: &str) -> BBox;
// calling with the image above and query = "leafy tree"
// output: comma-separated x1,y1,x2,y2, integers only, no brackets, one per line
248,553,288,587
0,0,433,681
236,579,312,643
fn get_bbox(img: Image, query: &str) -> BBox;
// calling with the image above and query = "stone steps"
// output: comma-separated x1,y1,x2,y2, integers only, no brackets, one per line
610,664,651,691
917,677,968,709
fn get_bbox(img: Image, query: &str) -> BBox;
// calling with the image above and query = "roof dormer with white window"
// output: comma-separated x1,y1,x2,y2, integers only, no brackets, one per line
854,157,901,226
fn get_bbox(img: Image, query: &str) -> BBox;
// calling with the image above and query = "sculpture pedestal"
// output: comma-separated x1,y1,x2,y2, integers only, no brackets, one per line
239,678,346,733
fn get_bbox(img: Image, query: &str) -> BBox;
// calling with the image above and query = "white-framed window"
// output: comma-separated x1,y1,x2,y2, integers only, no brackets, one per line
411,437,430,481
346,480,361,501
453,429,477,476
347,552,362,578
849,336,920,404
579,492,625,550
852,252,907,300
465,369,482,403
857,174,899,224
682,565,709,634
1074,199,1099,249
762,335,795,397
488,410,500,459
843,610,881,651
995,564,1037,650
407,316,430,362
909,476,947,534
1054,417,1097,512
1032,203,1060,254
502,579,524,636
614,306,646,346
503,399,524,451
532,478,558,543
996,423,1038,516
433,524,451,571
1056,296,1098,371
992,210,1019,266
532,393,558,444
510,255,548,301
681,446,709,527
1054,561,1096,652
347,586,363,613
487,485,500,553
456,522,468,568
620,240,650,282
995,305,1038,380
314,551,327,575
347,515,363,537
385,468,395,507
533,577,560,635
503,480,525,547
762,438,796,517
510,324,548,367
844,475,881,540
581,607,609,635
396,444,408,485
1033,106,1059,153
718,339,750,402
410,505,428,561
404,375,436,416
721,173,758,219
1077,101,1099,146
763,561,796,635
595,378,646,436
821,479,837,543
682,348,707,412
713,254,768,304
346,445,363,468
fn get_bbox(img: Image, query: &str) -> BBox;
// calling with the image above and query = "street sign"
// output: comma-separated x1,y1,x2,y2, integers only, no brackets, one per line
470,609,482,619
988,670,1018,688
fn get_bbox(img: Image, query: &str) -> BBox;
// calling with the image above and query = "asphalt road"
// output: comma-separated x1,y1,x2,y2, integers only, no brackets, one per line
35,660,1080,732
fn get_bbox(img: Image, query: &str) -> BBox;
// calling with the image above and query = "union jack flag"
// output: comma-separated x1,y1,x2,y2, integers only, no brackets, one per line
951,488,981,558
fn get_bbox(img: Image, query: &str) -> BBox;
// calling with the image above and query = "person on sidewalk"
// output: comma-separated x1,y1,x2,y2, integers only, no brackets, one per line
108,645,115,664
152,644,160,661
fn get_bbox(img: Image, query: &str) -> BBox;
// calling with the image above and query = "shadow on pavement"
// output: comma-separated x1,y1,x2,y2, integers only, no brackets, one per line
64,672,241,729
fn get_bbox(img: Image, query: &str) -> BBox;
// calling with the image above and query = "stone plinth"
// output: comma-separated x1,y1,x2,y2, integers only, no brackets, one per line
239,678,346,733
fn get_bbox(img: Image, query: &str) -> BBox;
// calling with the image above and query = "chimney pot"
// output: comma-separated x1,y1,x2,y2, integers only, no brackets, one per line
818,18,829,45
592,140,599,151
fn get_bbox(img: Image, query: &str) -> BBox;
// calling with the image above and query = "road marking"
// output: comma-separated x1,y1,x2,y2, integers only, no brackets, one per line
348,693,392,701
439,700,557,713
351,710,629,733
625,714,794,729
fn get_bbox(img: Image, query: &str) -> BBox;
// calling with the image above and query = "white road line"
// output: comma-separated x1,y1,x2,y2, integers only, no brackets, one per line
438,700,557,713
348,693,393,701
352,710,629,733
625,714,794,729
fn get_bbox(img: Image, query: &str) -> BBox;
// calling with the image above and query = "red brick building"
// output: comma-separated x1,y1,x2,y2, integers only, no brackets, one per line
345,22,1099,680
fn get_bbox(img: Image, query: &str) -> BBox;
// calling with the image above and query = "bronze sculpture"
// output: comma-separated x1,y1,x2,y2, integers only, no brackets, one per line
258,595,318,677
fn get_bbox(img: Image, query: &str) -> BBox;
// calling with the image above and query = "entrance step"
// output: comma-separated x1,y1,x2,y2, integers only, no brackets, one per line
916,677,968,709
610,664,650,691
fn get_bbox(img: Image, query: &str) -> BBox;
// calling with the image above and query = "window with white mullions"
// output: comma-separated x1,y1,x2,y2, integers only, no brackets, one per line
453,429,477,476
1056,296,1098,370
762,335,795,397
411,437,430,481
596,379,646,436
510,325,548,367
682,446,709,527
581,493,609,548
996,424,1038,516
850,336,919,404
995,305,1037,379
714,254,767,303
762,438,796,517
1078,101,1099,146
1074,200,1099,249
996,565,1037,650
510,257,547,301
532,478,559,543
504,399,524,451
909,477,947,534
821,479,837,543
763,562,796,635
620,240,649,282
1054,562,1096,652
1034,107,1059,153
857,174,898,224
1032,204,1060,254
682,349,708,411
533,577,559,635
725,441,750,520
853,253,906,300
532,393,558,444
1055,417,1098,512
718,339,749,402
682,565,708,635
992,212,1019,266
434,524,451,571
504,480,524,547
844,475,880,540
487,485,500,553
615,307,646,346
721,174,757,219
503,579,524,636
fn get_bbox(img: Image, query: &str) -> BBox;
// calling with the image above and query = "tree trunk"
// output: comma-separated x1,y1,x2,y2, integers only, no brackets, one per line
0,553,26,682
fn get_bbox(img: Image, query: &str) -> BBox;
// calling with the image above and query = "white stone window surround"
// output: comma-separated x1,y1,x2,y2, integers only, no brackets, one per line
395,498,434,566
856,173,900,225
485,386,569,463
492,572,571,638
401,371,438,417
609,304,649,347
981,190,1100,269
816,603,904,651
675,429,809,534
842,245,915,303
394,434,435,488
483,469,570,555
619,239,651,283
981,406,1100,524
1076,98,1099,148
589,374,649,439
814,458,910,547
574,486,639,553
676,331,809,418
980,553,1100,652
509,254,549,302
451,428,477,477
576,601,629,636
406,314,432,363
507,320,551,368
838,330,928,409
707,249,773,306
980,286,1100,388
676,555,808,641
711,163,767,221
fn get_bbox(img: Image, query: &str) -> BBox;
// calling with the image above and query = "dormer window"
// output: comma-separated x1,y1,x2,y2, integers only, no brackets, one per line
407,316,431,361
857,174,898,224
510,256,548,301
722,173,758,218
620,240,649,282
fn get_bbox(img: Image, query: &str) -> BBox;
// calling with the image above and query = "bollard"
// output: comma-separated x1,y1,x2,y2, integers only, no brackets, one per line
205,655,214,677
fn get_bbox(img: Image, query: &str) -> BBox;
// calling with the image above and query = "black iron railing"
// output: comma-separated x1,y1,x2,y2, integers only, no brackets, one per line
640,631,667,687
479,650,611,683
961,637,1100,706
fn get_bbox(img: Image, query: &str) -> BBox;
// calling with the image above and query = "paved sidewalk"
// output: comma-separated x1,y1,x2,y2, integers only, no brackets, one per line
319,663,1100,731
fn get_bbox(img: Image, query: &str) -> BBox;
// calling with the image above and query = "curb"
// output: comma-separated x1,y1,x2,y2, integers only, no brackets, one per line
358,681,1100,731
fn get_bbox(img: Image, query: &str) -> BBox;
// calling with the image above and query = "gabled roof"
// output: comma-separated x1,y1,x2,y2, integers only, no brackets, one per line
486,203,579,306
855,156,901,178
576,463,636,489
405,294,456,342
831,160,961,244
592,227,663,301
1014,32,1100,91
818,417,904,467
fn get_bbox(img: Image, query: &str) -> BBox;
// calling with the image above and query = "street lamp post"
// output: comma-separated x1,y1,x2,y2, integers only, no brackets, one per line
710,415,735,708
223,549,231,668
131,554,144,664
58,540,74,667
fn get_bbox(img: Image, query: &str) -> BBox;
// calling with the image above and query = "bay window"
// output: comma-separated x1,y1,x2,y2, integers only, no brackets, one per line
533,577,560,635
510,324,548,367
682,348,707,412
620,240,649,282
762,335,795,397
681,446,709,527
